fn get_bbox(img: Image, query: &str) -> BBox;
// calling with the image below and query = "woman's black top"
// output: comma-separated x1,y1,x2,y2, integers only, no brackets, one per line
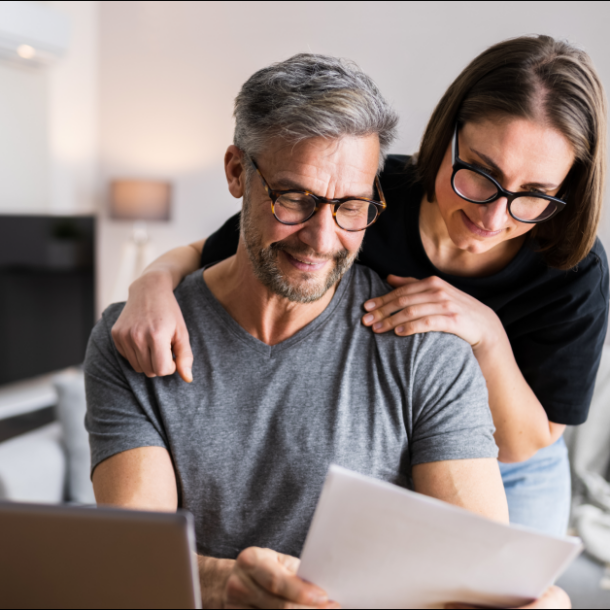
201,155,609,426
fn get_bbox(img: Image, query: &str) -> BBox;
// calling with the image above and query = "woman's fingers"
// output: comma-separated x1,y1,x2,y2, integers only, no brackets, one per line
362,276,494,348
149,337,177,378
127,333,155,376
363,290,452,329
111,275,195,380
375,303,456,335
364,276,450,313
128,330,159,378
138,345,157,378
361,277,466,335
364,282,426,313
115,337,145,374
173,332,194,383
385,275,421,289
116,323,190,381
396,310,456,336
112,320,157,376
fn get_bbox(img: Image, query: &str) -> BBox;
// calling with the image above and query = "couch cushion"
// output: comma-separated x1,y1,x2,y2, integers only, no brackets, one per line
54,371,95,505
0,423,65,503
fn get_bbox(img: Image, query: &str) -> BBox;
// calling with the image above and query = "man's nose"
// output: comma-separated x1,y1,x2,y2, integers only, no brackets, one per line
298,203,340,255
478,198,510,231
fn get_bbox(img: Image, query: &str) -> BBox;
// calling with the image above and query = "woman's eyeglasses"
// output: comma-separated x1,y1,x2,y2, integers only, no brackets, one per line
451,125,567,224
251,159,387,232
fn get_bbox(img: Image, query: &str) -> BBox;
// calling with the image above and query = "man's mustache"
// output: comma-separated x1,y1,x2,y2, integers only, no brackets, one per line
268,239,349,263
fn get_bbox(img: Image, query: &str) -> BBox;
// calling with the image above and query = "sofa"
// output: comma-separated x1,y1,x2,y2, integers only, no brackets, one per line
0,370,95,505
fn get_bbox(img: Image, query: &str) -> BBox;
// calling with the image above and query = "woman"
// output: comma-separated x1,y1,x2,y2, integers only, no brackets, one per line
112,35,609,537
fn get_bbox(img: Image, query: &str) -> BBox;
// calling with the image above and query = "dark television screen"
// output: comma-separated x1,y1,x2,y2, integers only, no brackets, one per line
0,216,96,386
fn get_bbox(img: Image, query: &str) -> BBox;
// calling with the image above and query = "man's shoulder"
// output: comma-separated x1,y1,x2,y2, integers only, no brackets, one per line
174,268,208,306
348,263,392,301
345,265,474,355
100,302,126,328
85,302,126,366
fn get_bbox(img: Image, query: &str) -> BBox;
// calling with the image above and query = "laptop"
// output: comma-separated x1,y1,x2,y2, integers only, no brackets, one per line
0,502,202,609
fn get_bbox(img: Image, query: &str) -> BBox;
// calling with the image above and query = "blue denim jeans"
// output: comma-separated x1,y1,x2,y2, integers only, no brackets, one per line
499,436,571,536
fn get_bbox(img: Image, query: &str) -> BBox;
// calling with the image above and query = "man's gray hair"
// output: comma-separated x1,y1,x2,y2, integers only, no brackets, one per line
234,54,399,171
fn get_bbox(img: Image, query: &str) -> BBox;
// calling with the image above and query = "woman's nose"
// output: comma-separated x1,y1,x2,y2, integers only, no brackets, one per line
477,198,510,231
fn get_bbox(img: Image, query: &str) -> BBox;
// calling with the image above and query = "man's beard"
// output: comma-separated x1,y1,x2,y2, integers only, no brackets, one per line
241,196,358,304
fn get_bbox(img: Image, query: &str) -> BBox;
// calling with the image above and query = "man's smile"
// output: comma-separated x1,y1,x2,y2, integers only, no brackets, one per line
283,251,331,272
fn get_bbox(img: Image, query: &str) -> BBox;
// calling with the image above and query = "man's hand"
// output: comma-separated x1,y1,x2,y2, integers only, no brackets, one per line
445,585,571,609
220,547,339,609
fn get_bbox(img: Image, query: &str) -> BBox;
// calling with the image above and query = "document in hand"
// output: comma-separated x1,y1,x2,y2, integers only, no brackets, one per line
298,466,582,610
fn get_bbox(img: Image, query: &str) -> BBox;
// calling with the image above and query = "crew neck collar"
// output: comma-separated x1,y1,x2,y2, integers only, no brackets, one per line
197,265,355,358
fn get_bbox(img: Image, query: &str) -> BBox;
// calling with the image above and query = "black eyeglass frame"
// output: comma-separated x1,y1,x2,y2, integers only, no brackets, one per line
451,125,567,224
250,158,387,232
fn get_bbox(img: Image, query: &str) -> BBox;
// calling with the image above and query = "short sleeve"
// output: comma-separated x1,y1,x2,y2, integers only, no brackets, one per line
408,332,499,466
201,213,241,267
512,245,609,425
84,305,169,474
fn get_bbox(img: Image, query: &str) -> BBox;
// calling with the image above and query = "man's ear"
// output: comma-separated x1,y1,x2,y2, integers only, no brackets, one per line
225,145,247,199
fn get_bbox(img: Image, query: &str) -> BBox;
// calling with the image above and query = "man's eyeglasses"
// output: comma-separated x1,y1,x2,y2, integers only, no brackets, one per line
451,125,567,224
250,159,387,232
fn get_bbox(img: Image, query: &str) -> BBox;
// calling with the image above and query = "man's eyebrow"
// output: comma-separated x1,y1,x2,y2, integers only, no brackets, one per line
272,177,375,199
273,177,311,191
469,148,559,190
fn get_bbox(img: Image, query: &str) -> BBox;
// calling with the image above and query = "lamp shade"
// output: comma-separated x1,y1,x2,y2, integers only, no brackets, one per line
109,180,172,221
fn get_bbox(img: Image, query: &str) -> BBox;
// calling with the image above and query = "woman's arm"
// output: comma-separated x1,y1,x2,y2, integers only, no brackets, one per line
473,318,565,462
111,239,205,383
362,275,565,463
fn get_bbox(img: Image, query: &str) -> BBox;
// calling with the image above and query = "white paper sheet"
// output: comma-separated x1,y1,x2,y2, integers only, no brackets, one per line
298,465,583,609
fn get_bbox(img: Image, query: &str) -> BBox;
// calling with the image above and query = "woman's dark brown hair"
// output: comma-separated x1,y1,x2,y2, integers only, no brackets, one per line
418,35,607,270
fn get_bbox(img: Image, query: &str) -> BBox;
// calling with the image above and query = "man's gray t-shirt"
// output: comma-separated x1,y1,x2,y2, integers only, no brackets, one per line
85,264,498,559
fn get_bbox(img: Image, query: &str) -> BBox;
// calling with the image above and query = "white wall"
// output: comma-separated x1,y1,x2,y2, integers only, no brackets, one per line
0,62,49,212
0,1,99,216
47,0,99,215
97,0,610,311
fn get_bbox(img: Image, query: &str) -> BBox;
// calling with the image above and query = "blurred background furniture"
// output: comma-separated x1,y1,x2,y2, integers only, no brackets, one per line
568,346,610,565
0,213,96,504
558,346,610,608
0,370,94,505
109,179,172,303
0,215,96,386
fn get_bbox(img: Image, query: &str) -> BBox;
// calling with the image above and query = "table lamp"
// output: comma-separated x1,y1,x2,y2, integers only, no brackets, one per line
109,179,172,303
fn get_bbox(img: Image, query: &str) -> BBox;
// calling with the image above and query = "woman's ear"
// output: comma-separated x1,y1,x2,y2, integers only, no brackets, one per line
224,145,247,199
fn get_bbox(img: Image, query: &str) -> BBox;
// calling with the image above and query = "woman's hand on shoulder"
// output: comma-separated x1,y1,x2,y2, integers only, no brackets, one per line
111,271,194,383
362,275,503,352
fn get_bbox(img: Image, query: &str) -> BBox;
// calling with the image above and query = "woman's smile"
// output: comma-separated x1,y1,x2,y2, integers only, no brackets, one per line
459,209,505,239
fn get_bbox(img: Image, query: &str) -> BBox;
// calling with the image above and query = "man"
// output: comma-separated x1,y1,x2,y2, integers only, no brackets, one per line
85,55,568,609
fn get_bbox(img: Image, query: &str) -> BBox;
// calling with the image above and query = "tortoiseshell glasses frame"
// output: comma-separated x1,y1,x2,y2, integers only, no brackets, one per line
250,158,387,232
